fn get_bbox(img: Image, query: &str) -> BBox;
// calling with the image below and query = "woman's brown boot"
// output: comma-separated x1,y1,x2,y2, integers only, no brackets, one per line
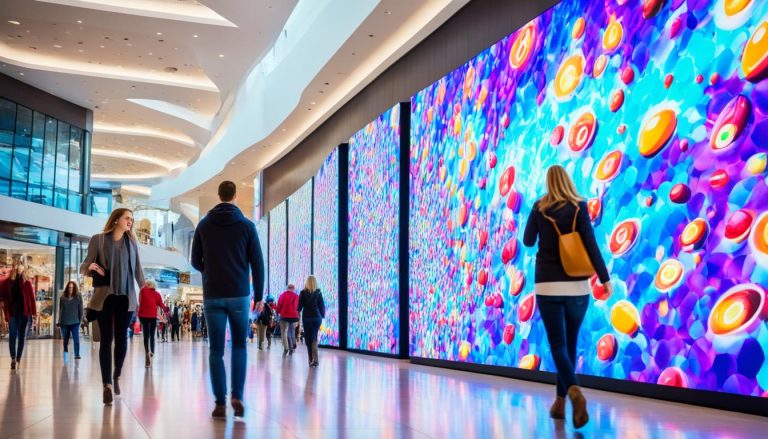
550,396,565,419
567,386,589,428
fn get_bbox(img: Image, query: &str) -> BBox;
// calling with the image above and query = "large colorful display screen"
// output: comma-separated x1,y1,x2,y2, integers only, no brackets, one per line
349,104,402,354
288,180,313,290
256,216,268,296
409,0,768,397
313,149,340,346
268,201,287,299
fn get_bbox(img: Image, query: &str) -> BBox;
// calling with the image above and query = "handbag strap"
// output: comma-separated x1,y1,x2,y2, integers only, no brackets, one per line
98,233,107,269
541,204,580,236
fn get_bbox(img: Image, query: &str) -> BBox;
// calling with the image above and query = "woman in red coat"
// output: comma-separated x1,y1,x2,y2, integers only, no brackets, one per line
137,279,168,367
0,261,36,370
274,284,299,357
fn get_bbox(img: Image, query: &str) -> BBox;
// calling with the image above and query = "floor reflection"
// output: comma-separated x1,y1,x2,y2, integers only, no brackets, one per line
0,339,764,438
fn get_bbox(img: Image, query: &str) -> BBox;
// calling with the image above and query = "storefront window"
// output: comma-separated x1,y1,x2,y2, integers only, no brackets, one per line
10,106,33,199
68,127,82,212
27,111,46,204
54,121,70,209
41,117,57,206
0,99,16,196
0,237,57,338
0,97,90,213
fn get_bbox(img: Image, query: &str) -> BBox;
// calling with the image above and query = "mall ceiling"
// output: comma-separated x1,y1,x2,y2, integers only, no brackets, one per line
0,0,466,214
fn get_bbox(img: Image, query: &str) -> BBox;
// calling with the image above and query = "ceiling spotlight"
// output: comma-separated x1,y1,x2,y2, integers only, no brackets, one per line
164,66,178,73
156,32,163,36
76,20,82,24
53,44,62,48
218,54,224,58
385,10,392,14
19,72,24,76
8,20,20,25
193,34,198,38
310,101,316,105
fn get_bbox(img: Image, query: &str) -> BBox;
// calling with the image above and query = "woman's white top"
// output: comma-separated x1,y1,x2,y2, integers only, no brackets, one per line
534,280,590,296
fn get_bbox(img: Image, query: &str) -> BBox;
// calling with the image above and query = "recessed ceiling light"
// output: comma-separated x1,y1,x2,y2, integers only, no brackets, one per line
99,45,105,48
8,20,20,25
53,44,62,48
156,32,162,36
385,10,391,14
193,34,198,38
19,72,24,76
310,101,316,105
76,20,82,24
218,54,224,58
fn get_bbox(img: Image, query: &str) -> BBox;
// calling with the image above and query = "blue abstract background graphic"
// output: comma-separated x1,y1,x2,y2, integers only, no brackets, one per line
268,201,287,299
409,0,768,396
314,149,340,346
349,104,402,354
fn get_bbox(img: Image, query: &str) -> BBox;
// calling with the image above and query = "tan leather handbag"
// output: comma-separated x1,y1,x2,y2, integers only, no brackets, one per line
542,205,595,277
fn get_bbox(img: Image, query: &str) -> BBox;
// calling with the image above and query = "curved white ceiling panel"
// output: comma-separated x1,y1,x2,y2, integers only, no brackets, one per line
152,0,381,199
93,122,198,148
0,43,219,91
34,0,237,27
126,98,214,130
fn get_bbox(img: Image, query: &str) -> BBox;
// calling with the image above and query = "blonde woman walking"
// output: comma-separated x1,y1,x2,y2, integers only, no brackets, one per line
297,275,325,368
522,165,613,429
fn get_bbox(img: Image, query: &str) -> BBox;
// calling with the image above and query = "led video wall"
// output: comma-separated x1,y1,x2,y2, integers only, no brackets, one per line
313,149,340,346
288,180,313,290
256,216,269,298
409,0,768,397
268,201,287,299
348,104,403,354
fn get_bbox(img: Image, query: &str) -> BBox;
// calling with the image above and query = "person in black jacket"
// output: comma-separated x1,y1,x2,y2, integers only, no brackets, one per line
191,181,265,418
523,165,613,429
170,303,181,342
297,275,325,368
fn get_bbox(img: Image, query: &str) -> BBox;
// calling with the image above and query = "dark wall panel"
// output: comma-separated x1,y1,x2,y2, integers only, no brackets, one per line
263,0,559,211
0,73,93,131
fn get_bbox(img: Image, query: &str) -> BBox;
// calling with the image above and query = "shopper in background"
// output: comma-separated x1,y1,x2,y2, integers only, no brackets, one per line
57,281,84,360
191,181,265,418
158,304,169,342
81,208,146,405
171,303,181,342
522,165,612,429
297,275,325,368
137,279,168,368
0,260,37,370
255,297,274,350
274,284,299,358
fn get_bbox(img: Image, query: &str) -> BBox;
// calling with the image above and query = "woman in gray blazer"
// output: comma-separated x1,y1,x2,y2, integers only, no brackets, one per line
81,208,145,405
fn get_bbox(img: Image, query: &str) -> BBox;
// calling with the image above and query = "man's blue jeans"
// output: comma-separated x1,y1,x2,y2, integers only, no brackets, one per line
204,296,250,405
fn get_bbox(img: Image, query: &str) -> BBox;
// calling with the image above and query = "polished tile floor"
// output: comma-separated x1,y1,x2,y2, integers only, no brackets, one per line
0,337,765,438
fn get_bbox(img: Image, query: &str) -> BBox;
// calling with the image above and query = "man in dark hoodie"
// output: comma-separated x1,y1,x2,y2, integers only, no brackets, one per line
191,181,265,419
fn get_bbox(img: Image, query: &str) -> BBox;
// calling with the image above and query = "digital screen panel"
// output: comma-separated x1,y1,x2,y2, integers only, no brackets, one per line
409,0,768,397
288,180,313,290
256,216,268,296
349,104,402,354
268,201,287,299
313,148,340,346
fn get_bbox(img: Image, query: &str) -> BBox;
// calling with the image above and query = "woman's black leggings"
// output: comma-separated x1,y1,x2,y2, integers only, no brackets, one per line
139,317,157,354
97,295,132,385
